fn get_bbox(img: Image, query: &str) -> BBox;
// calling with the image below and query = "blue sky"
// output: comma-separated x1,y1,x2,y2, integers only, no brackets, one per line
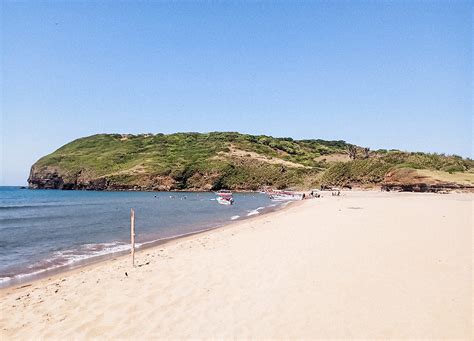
1,1,472,185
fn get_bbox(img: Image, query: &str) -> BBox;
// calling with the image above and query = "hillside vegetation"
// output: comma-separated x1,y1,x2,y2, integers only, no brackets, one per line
28,132,473,191
321,151,473,186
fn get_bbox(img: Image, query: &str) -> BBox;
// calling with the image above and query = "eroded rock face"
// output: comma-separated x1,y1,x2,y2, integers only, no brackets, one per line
28,166,66,189
381,168,474,192
185,172,222,191
28,165,109,190
27,165,223,191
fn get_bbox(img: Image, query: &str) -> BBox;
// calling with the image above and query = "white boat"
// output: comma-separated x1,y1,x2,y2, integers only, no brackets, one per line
216,190,234,205
217,196,234,205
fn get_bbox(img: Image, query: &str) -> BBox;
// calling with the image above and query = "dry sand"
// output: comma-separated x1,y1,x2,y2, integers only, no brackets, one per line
1,191,472,339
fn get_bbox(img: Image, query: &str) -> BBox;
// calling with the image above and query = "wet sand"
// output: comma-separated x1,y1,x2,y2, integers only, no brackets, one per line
0,191,472,339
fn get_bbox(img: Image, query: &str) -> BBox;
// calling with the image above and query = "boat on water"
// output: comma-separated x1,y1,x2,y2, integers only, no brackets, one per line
215,190,234,205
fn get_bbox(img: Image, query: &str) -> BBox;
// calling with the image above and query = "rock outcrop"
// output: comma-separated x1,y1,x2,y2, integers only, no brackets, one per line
381,168,474,192
28,165,224,191
28,166,68,189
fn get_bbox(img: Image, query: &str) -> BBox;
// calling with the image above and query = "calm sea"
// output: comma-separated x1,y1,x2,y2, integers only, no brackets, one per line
0,186,281,287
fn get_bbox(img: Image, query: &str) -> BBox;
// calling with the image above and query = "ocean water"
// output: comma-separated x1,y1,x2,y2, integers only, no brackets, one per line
0,186,281,287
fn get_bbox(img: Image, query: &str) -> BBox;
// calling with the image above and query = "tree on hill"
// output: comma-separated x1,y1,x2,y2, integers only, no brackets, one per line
348,145,357,160
363,147,370,159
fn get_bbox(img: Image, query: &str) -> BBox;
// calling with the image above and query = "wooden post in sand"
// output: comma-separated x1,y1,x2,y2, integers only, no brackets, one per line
130,208,135,267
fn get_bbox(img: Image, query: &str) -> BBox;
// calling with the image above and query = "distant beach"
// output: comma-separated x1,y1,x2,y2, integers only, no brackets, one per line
1,191,471,339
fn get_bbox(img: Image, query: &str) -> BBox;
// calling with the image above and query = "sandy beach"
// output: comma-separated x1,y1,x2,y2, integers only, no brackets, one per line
1,191,472,339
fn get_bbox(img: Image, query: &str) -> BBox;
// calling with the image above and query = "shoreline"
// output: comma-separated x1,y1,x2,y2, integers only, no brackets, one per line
0,191,471,338
0,198,302,292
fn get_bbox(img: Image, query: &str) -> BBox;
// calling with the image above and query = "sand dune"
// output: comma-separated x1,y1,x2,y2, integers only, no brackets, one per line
1,191,472,339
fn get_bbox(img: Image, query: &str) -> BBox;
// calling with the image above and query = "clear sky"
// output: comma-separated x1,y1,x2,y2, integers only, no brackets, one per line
1,1,472,185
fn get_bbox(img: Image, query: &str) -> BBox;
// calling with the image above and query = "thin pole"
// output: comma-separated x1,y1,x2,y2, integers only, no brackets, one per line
130,208,135,267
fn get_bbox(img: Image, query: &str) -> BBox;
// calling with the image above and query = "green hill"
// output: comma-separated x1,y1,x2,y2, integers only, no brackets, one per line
28,132,473,191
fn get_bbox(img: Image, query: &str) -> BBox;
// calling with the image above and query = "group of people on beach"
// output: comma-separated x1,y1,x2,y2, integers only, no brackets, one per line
305,189,341,199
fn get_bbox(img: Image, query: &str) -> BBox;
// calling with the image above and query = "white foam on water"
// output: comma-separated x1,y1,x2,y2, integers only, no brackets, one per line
256,207,265,211
0,241,137,287
247,210,260,216
0,277,11,285
51,242,134,264
230,215,240,220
